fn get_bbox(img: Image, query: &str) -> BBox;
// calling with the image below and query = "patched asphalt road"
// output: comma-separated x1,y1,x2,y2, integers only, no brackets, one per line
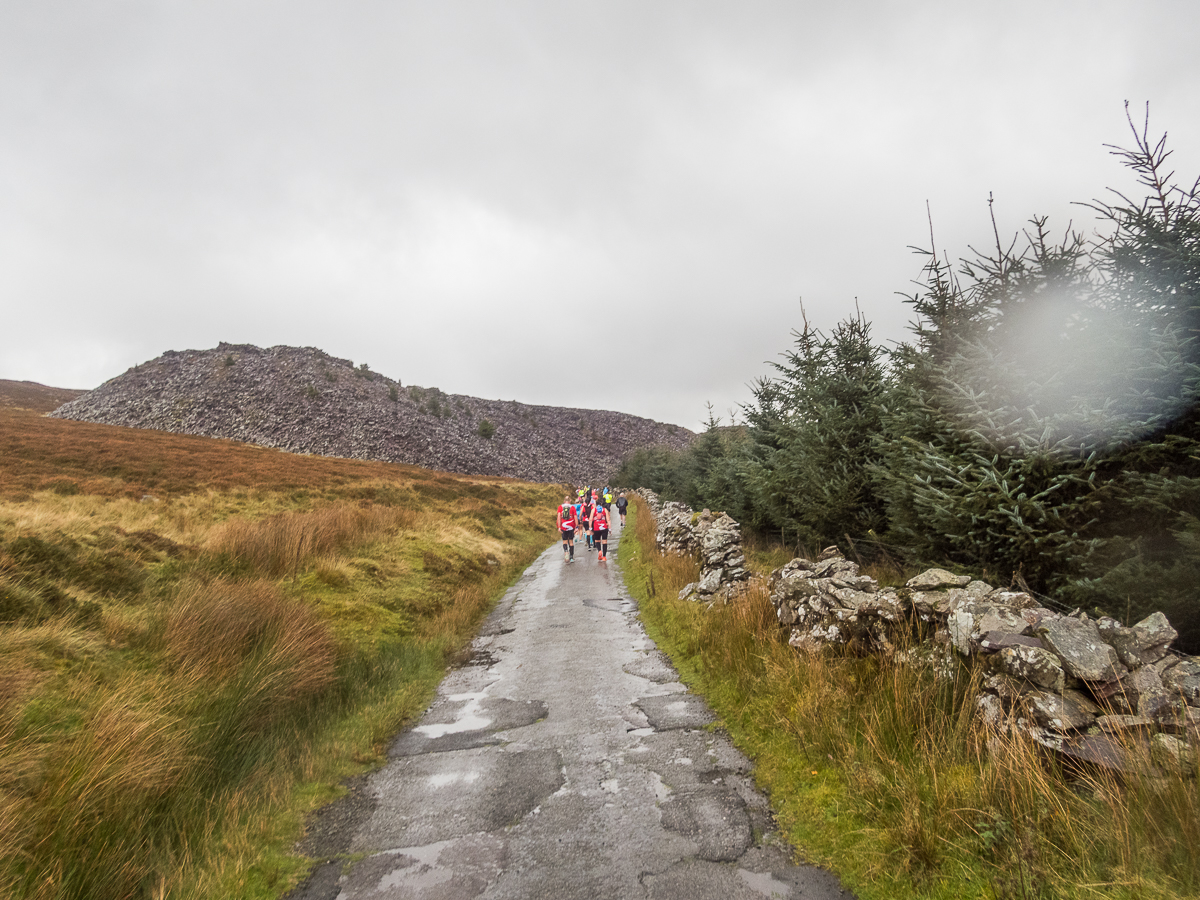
288,524,853,900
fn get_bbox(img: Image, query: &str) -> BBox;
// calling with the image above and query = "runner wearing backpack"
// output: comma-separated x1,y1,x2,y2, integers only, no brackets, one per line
558,495,577,562
592,503,611,561
616,492,628,527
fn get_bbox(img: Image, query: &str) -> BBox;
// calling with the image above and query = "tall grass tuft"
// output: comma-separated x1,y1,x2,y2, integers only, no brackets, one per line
205,503,407,578
4,577,341,900
12,678,194,900
164,579,335,703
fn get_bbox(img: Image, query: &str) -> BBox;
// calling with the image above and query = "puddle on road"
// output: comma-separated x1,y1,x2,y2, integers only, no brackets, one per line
582,597,638,614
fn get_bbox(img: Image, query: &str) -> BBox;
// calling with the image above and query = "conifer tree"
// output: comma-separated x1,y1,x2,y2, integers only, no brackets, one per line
742,310,888,549
878,107,1200,647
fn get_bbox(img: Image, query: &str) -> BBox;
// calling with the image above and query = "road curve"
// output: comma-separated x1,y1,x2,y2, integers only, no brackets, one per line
289,523,853,900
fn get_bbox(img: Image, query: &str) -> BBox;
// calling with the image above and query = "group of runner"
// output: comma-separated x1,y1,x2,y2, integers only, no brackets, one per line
557,486,629,563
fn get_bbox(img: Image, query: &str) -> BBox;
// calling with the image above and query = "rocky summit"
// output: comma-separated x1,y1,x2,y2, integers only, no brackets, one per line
48,343,693,483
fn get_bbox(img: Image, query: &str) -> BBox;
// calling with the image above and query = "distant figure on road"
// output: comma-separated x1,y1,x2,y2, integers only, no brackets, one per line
592,503,610,560
603,487,614,511
582,492,596,551
558,495,577,562
616,492,628,527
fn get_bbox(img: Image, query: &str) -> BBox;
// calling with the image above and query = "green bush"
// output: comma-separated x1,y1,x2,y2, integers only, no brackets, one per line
477,419,496,439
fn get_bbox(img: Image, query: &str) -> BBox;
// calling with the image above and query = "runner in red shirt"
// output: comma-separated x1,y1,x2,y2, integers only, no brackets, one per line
592,503,611,561
557,495,577,563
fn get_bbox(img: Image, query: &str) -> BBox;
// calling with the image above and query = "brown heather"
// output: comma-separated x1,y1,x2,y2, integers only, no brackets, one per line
0,404,520,502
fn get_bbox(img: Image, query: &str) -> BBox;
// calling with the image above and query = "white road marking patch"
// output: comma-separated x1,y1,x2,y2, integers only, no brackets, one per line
415,715,492,738
427,771,482,788
649,771,671,802
415,691,492,738
376,841,456,892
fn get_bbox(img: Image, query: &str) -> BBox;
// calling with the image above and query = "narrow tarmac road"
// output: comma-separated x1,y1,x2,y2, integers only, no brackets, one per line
290,522,853,900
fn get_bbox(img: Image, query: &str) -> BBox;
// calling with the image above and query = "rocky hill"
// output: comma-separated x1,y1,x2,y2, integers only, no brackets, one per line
48,344,694,483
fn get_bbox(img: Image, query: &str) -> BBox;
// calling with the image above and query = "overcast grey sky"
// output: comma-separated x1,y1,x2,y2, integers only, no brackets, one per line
3,1,1198,428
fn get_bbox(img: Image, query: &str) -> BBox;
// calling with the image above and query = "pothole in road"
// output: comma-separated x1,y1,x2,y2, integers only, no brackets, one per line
623,651,680,684
634,694,716,731
448,648,496,668
390,698,550,758
583,597,638,614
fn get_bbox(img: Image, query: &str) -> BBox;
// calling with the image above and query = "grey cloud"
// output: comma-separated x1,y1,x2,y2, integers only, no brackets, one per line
3,2,1199,428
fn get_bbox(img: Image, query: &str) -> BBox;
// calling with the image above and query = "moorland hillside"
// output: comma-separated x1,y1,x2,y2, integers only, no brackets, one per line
0,379,83,413
49,343,692,483
0,386,562,898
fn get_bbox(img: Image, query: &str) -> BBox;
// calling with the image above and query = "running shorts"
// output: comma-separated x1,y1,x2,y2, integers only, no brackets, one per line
561,527,575,541
594,529,609,542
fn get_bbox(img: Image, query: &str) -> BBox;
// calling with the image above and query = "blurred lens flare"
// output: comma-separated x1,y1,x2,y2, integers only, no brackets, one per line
950,292,1196,455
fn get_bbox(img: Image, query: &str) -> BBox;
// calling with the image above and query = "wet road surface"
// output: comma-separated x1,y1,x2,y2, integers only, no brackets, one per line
289,523,852,900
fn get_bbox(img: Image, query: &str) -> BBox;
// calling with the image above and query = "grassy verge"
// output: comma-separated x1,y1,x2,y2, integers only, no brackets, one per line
619,495,1200,900
0,408,560,899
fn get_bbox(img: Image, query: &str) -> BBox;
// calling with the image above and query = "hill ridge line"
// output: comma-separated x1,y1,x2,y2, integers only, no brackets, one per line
49,342,693,483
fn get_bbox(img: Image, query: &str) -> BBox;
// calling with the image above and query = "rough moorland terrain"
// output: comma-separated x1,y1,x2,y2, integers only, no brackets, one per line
0,379,84,413
49,344,692,484
1,384,562,899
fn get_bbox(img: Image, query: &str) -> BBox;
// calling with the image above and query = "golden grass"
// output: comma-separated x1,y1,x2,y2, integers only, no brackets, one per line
7,676,194,900
164,579,336,701
205,503,409,578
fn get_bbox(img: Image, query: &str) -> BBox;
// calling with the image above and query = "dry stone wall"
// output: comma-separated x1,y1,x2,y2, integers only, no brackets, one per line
634,492,1198,771
636,489,750,604
771,550,1199,770
49,344,694,484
